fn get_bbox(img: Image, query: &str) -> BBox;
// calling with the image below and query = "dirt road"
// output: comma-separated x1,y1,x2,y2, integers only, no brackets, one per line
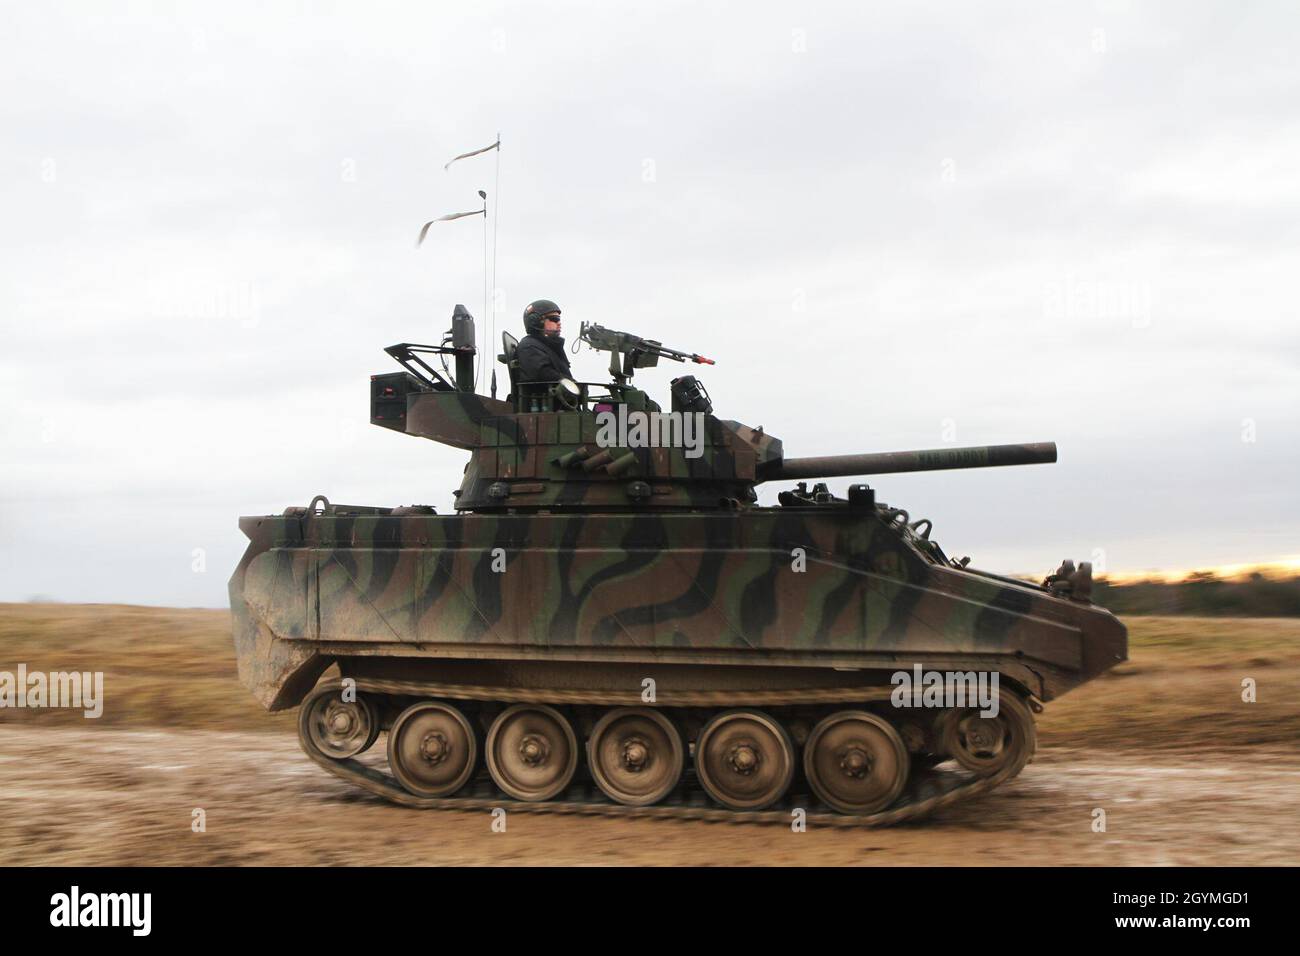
3,725,1296,866
3,606,1298,865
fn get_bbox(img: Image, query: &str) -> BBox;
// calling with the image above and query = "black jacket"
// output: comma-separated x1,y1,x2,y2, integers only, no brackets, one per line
516,332,573,384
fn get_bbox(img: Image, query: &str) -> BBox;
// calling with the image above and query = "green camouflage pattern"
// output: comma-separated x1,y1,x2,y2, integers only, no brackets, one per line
231,362,1126,712
390,393,774,510
230,503,1126,711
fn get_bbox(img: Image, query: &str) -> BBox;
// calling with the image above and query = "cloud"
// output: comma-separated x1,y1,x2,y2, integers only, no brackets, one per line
2,0,1297,605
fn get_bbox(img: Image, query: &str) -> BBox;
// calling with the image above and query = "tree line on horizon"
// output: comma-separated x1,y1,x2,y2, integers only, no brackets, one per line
1092,572,1300,617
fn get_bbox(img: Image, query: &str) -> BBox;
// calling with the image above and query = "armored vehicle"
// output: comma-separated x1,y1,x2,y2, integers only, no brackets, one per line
230,305,1126,825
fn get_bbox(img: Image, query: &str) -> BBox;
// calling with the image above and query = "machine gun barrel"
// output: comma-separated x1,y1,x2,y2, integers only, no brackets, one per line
758,442,1057,482
577,321,714,384
650,342,715,365
579,322,713,362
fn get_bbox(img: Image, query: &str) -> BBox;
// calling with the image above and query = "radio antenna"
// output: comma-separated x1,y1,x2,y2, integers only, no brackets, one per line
440,135,503,395
490,132,501,399
479,189,488,390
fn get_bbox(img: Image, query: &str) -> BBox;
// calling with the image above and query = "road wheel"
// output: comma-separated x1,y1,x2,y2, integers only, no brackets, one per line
694,709,795,811
587,707,684,806
387,701,478,797
939,690,1036,778
803,710,909,814
300,686,379,759
485,704,578,802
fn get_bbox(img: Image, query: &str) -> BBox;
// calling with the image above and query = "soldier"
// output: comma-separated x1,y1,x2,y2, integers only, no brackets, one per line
516,299,574,385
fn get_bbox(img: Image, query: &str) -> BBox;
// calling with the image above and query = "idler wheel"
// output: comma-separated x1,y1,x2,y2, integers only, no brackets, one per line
939,689,1037,778
388,701,478,798
694,710,795,811
803,710,909,814
587,707,684,807
485,704,579,802
301,686,379,759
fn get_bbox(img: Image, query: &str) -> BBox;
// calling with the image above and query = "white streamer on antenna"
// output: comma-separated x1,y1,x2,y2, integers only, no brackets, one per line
415,208,485,247
444,138,500,171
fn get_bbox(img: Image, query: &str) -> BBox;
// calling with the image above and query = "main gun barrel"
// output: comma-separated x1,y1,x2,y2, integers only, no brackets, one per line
757,442,1057,482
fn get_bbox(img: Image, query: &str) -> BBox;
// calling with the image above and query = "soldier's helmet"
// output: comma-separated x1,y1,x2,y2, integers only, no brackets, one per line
523,299,561,334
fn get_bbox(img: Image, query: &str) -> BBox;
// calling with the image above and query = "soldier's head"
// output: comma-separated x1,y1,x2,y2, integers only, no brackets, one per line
523,299,562,337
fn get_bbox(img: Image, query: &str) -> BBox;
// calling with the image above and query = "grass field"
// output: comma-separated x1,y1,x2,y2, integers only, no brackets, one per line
1,603,1296,750
0,603,293,734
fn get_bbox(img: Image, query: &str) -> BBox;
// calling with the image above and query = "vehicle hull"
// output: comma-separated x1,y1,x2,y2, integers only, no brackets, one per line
230,508,1127,711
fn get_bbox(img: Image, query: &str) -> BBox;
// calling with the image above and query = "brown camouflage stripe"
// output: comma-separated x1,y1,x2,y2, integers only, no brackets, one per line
231,507,1125,710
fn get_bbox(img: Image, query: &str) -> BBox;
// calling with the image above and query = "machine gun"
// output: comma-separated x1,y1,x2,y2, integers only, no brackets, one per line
577,321,715,386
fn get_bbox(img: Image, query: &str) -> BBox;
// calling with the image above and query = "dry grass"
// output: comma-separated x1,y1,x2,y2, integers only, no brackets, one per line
1,604,1296,751
1039,616,1300,750
0,603,293,733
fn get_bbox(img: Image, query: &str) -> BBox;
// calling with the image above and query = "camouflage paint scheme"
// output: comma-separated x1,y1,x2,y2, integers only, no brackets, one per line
230,386,1126,712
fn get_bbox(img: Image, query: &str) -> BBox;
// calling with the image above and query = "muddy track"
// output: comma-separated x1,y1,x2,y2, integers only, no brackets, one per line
2,725,1297,866
297,679,1035,827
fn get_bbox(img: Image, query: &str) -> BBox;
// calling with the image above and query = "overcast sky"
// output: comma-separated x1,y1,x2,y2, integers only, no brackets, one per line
2,0,1297,607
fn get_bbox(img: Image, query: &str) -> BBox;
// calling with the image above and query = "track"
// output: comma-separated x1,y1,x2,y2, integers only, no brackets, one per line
297,678,1036,827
